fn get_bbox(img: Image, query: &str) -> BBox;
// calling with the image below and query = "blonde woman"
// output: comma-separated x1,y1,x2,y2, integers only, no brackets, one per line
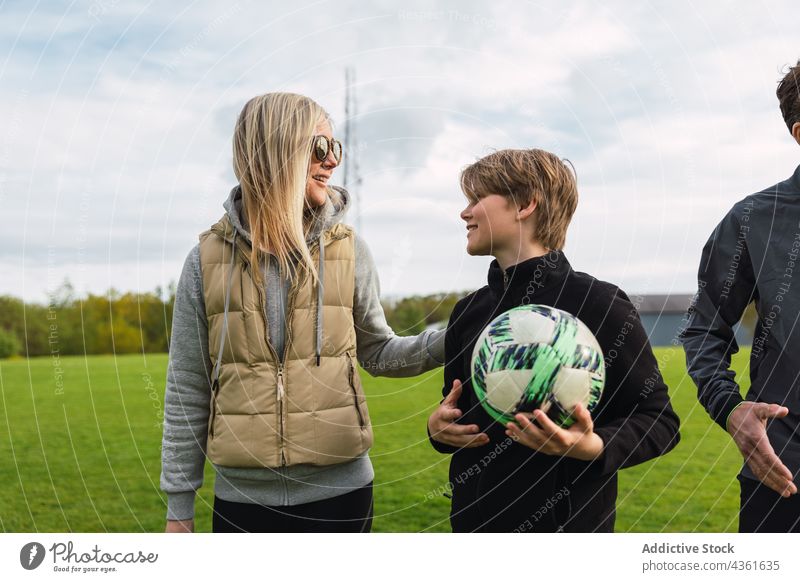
161,93,444,533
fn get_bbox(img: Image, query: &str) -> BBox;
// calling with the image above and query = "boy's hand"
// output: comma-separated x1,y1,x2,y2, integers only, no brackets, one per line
506,403,604,461
428,379,490,448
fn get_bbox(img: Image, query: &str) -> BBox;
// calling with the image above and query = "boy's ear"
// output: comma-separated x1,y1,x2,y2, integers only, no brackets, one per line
792,122,800,146
517,199,537,221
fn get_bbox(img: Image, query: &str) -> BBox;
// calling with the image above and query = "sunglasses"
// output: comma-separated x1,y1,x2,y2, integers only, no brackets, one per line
311,135,343,164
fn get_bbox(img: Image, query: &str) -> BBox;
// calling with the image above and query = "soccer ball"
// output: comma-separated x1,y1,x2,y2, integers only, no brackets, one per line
470,304,605,427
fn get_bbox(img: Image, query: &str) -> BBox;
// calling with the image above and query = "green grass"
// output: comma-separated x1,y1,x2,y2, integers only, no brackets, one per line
0,347,751,532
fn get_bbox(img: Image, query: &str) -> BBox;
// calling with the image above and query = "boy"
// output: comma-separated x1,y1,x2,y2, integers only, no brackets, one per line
428,149,680,532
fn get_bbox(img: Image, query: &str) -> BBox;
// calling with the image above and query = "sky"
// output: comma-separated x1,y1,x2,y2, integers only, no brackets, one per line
1,0,799,303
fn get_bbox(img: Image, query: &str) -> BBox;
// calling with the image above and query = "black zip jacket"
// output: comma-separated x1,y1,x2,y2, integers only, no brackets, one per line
682,163,800,483
430,250,680,532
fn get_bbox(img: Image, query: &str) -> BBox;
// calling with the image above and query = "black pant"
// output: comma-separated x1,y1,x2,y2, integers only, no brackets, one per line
739,475,800,532
212,482,374,533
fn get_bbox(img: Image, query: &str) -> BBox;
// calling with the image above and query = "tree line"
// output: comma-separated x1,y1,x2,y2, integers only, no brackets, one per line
0,280,466,359
0,281,177,358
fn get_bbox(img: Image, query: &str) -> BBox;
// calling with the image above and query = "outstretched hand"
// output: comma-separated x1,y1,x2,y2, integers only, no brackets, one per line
428,379,489,448
506,403,604,461
727,402,797,497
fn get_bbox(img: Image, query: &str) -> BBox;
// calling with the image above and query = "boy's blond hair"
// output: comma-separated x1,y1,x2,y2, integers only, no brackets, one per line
460,148,578,249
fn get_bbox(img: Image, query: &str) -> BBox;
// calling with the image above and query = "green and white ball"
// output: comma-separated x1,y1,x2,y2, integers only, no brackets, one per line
471,305,605,427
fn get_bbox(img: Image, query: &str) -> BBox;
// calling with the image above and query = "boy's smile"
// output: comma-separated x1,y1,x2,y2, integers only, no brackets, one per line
461,193,546,269
461,194,516,257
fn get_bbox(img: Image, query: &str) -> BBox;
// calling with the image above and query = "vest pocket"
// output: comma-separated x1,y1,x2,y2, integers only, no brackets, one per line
347,354,366,429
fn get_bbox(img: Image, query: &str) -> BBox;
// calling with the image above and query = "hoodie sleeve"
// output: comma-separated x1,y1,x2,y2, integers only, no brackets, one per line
160,244,212,521
680,206,754,430
352,233,446,377
428,297,466,455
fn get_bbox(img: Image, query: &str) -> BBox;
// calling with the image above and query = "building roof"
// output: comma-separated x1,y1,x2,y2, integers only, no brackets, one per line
633,293,694,314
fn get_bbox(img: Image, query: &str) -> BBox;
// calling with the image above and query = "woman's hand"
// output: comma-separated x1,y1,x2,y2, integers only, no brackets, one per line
428,379,489,448
506,403,604,461
165,519,194,533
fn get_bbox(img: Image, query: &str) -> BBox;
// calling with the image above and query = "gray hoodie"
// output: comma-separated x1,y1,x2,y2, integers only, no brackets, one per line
160,185,445,521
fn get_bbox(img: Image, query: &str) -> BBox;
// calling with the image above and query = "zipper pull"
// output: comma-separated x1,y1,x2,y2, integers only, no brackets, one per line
503,271,509,289
276,365,287,467
277,367,285,400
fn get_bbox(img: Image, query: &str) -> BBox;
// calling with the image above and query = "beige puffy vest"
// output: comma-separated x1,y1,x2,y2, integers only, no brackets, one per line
198,214,373,468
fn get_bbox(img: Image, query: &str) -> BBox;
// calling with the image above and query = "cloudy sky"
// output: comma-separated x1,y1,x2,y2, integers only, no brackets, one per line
2,0,799,303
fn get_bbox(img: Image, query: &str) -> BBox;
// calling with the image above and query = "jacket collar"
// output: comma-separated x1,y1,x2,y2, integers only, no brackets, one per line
487,249,572,302
788,163,800,193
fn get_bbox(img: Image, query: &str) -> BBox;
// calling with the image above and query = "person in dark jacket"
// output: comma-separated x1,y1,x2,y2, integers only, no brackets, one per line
681,60,800,532
427,148,680,532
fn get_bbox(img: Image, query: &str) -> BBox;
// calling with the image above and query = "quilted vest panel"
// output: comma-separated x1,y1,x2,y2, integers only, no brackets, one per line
198,215,373,468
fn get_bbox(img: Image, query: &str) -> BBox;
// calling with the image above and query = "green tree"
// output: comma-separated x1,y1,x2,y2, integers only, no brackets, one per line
382,291,467,335
0,327,21,358
0,295,50,356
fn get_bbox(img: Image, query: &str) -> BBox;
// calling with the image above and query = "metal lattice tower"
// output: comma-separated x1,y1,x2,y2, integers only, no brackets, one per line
343,67,362,233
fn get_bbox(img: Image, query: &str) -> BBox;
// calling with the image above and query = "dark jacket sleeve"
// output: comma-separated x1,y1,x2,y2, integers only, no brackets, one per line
428,299,466,455
680,207,754,430
586,288,681,476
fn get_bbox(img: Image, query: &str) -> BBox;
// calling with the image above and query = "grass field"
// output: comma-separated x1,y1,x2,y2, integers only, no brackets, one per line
0,347,751,532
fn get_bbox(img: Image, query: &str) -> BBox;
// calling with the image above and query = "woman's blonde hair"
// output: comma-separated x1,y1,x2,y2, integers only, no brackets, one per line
233,92,329,286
